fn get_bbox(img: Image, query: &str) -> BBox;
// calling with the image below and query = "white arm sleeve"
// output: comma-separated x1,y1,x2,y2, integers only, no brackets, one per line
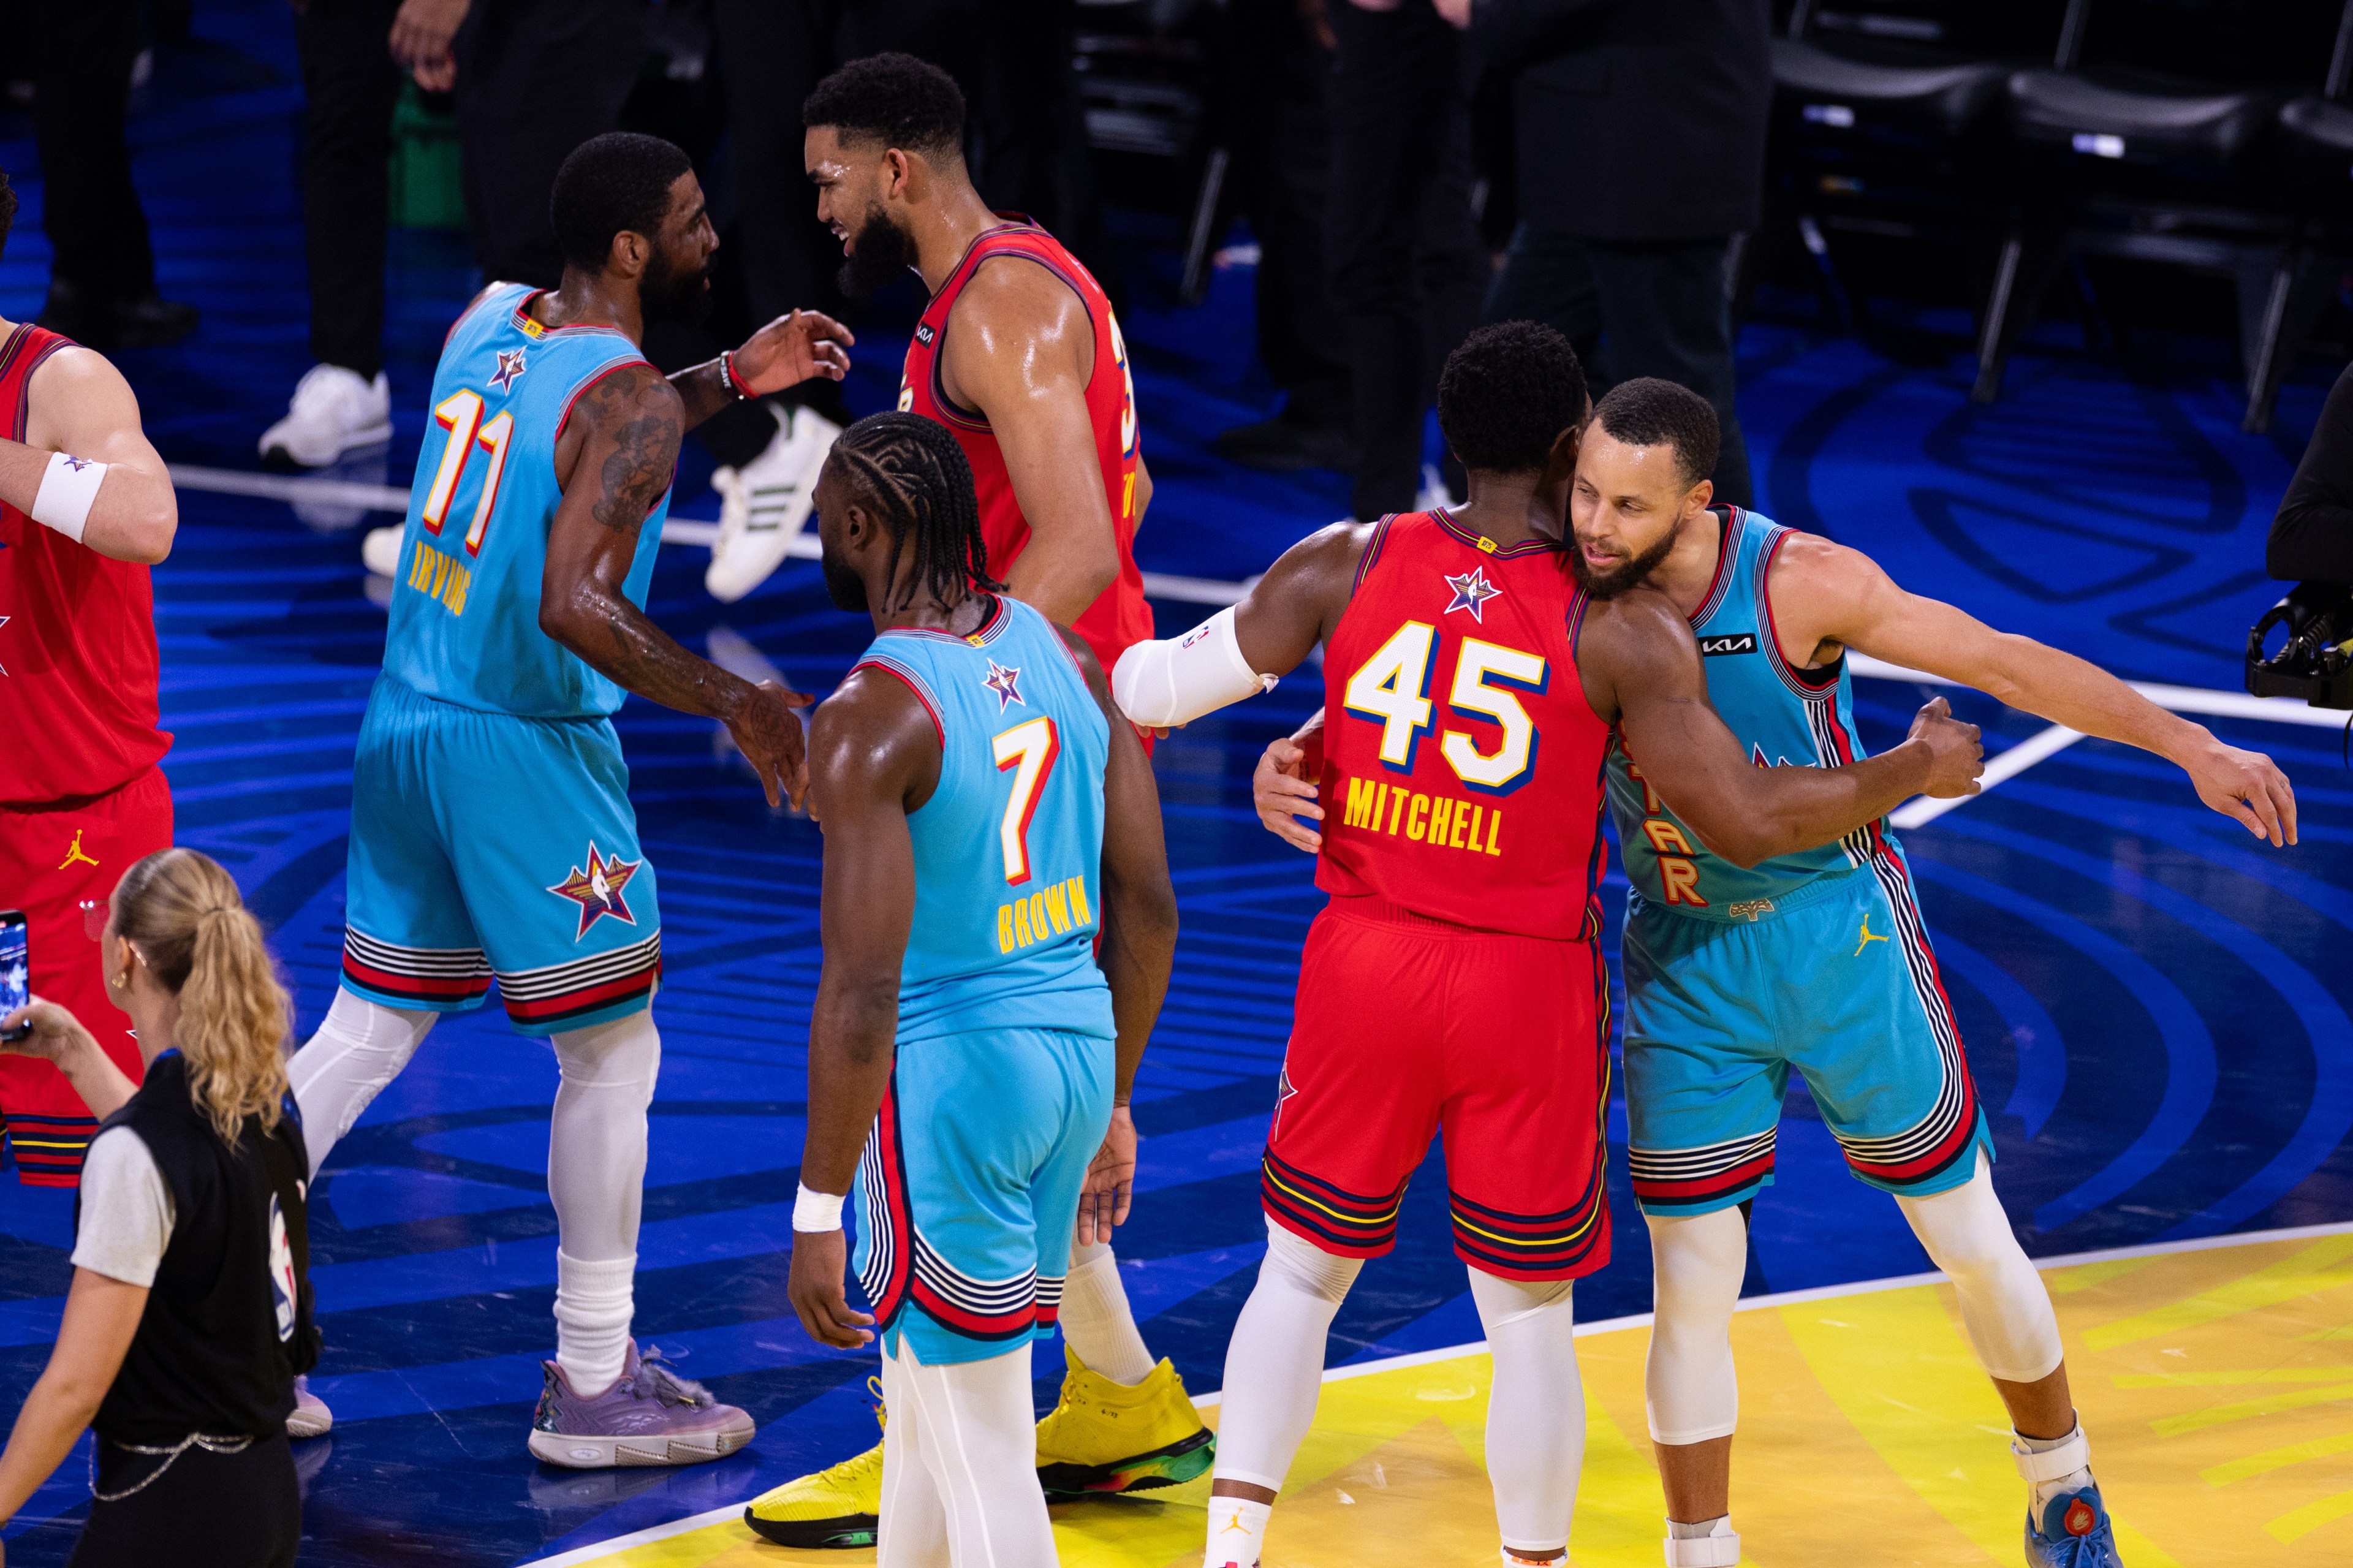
1110,606,1278,727
70,1126,175,1288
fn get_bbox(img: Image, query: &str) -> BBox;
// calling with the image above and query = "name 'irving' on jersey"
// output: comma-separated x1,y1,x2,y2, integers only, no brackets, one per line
384,284,668,719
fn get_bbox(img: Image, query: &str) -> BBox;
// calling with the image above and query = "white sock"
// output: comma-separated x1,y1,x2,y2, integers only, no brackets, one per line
2015,1420,2094,1514
1663,1515,1738,1567
1469,1269,1582,1555
1060,1240,1156,1386
286,989,436,1177
879,1336,1053,1568
554,1251,635,1396
1206,1497,1272,1568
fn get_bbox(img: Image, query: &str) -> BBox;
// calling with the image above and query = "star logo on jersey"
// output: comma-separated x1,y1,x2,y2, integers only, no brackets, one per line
488,347,528,392
1271,1062,1299,1138
1442,566,1502,621
0,613,9,676
1749,743,1794,768
546,843,642,939
983,659,1024,713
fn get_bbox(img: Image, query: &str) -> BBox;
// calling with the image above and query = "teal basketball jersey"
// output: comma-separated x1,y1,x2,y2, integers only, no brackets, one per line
382,284,669,718
1607,507,1896,917
851,596,1115,1044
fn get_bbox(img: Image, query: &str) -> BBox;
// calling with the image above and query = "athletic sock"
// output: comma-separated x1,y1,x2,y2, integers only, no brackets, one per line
1662,1515,1738,1568
1205,1497,1272,1568
554,1251,635,1398
1059,1241,1156,1386
2015,1420,2094,1513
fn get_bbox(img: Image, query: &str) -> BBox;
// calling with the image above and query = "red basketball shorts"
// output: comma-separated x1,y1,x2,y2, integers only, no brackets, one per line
1260,895,1614,1280
0,766,171,1186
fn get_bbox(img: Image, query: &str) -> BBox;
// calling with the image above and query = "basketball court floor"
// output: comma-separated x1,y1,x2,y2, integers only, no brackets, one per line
2,9,2351,1565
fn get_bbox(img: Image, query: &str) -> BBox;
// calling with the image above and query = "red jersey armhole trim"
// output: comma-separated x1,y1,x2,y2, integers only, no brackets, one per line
7,329,72,444
1689,507,1741,626
1756,526,1841,697
927,244,1099,431
852,659,947,749
553,357,654,448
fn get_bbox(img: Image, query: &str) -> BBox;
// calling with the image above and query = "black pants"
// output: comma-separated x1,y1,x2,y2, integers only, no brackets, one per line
1225,0,1351,432
1485,225,1756,510
1325,0,1485,519
31,0,153,302
70,1430,299,1568
453,0,643,288
295,0,404,378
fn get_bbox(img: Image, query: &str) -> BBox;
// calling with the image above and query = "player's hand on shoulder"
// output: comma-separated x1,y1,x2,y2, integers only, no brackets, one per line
1254,737,1324,853
1909,697,1984,798
729,678,816,812
2186,736,2298,847
786,1229,876,1349
735,309,855,393
1075,1105,1138,1246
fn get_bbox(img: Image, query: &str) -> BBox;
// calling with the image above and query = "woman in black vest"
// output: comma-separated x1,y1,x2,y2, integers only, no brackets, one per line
0,847,316,1567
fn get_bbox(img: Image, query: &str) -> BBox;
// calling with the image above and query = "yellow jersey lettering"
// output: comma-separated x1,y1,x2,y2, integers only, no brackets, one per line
1014,899,1034,946
1627,761,1663,814
1344,775,1380,830
1485,809,1503,855
1068,874,1092,928
1660,856,1708,906
1385,787,1409,836
1121,471,1136,521
1405,793,1430,841
1028,891,1049,940
1643,819,1698,856
996,904,1016,953
1449,802,1472,849
1041,882,1071,934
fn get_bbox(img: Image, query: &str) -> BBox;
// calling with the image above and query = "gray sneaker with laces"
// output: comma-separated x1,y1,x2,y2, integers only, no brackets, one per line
526,1340,755,1469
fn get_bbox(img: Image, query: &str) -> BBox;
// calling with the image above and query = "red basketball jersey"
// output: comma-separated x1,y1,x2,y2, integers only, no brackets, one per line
0,324,169,805
1317,510,1612,941
899,218,1153,676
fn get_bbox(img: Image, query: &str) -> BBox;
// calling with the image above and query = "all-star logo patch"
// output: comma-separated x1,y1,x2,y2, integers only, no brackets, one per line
547,843,642,939
1442,566,1502,621
915,324,936,346
983,659,1024,712
488,347,528,392
1699,631,1757,657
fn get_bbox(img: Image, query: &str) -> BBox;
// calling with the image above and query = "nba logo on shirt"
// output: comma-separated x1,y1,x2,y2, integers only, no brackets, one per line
268,1195,297,1342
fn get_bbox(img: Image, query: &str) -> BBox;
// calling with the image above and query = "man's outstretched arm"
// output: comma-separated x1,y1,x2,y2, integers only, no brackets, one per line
667,309,854,432
0,348,176,564
1056,629,1179,1243
786,672,938,1350
540,363,813,807
1580,588,1984,868
1775,534,2297,846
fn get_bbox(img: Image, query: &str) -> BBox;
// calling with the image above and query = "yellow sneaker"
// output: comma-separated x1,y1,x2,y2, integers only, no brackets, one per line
742,1380,884,1548
1034,1346,1216,1499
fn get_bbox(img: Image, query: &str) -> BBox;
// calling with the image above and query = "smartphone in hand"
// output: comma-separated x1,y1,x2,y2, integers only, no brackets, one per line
1,910,30,1043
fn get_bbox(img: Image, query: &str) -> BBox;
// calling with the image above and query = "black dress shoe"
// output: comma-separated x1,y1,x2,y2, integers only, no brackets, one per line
1215,415,1358,473
34,279,115,348
112,292,200,349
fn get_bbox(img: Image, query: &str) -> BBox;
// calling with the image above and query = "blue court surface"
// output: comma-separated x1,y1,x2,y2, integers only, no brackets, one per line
4,9,2351,1566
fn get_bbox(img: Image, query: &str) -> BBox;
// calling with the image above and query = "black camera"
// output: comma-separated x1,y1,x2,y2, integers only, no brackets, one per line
2247,582,2353,709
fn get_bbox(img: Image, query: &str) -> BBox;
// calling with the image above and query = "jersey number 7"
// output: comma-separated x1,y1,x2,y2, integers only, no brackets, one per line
992,717,1061,885
419,388,517,556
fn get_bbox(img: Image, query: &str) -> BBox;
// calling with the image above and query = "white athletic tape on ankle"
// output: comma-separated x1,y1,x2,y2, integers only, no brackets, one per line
31,451,107,542
1662,1530,1740,1567
793,1183,846,1232
2012,1427,2090,1483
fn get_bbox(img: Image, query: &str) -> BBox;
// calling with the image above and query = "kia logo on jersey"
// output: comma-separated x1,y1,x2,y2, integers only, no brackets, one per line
915,324,935,346
1699,632,1757,657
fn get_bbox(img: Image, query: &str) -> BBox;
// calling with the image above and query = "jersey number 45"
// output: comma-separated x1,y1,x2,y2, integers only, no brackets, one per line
1343,623,1547,796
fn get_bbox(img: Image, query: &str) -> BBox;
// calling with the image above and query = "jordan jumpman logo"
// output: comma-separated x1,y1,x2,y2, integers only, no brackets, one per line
1854,912,1888,956
58,830,99,871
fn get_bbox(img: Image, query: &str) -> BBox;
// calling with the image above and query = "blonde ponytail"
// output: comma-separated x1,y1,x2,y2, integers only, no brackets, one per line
112,849,294,1143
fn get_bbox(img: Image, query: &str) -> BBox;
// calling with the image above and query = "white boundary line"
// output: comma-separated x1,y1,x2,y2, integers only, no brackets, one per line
523,1218,2353,1567
1890,723,2087,830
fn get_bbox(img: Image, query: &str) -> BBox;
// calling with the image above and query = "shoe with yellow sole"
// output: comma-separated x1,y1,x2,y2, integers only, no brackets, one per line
744,1379,885,1548
1035,1347,1215,1499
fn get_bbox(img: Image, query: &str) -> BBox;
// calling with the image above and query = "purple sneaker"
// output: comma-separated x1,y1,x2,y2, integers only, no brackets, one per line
526,1340,755,1469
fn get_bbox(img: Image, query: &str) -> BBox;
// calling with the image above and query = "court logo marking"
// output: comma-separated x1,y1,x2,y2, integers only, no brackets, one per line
547,843,641,938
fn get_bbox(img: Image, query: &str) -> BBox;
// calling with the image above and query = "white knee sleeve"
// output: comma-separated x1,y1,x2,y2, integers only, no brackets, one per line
1896,1160,2063,1384
287,989,437,1177
548,1010,661,1263
1211,1222,1363,1491
1645,1207,1747,1445
879,1337,1054,1568
1469,1269,1582,1555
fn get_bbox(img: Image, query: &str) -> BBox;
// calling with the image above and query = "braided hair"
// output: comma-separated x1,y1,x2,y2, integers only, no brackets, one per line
830,411,1002,611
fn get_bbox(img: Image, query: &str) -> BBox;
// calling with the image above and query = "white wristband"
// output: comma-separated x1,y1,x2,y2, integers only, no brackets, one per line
793,1182,846,1232
30,451,107,543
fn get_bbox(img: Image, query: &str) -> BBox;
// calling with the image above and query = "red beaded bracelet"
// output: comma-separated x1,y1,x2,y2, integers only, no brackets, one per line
721,349,758,400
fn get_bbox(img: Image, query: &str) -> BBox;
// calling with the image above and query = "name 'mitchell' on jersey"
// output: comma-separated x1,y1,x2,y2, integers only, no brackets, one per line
384,283,669,721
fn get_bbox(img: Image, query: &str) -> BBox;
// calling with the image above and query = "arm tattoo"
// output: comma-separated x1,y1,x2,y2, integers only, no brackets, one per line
590,394,681,532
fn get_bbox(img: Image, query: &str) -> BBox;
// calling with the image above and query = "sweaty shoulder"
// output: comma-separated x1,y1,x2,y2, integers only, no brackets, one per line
944,253,1093,374
1760,528,1887,663
813,662,945,813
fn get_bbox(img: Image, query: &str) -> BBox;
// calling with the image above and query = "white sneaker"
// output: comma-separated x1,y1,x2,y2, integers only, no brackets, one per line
705,404,839,604
261,364,393,468
287,1375,334,1440
361,524,404,579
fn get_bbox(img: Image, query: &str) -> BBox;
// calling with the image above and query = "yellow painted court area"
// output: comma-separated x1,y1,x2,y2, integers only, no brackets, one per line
564,1229,2353,1567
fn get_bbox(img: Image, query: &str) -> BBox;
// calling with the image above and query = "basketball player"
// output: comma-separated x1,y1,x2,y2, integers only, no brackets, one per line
785,412,1178,1568
748,53,1203,1543
1257,379,2294,1568
1112,322,1985,1568
281,132,854,1463
0,164,180,1188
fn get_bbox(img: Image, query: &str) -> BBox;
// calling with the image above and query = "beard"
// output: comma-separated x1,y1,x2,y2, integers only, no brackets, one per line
820,542,870,612
837,205,914,301
1569,519,1683,600
640,248,712,325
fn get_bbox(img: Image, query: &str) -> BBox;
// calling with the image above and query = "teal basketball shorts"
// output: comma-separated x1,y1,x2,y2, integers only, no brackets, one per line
1621,853,1990,1218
